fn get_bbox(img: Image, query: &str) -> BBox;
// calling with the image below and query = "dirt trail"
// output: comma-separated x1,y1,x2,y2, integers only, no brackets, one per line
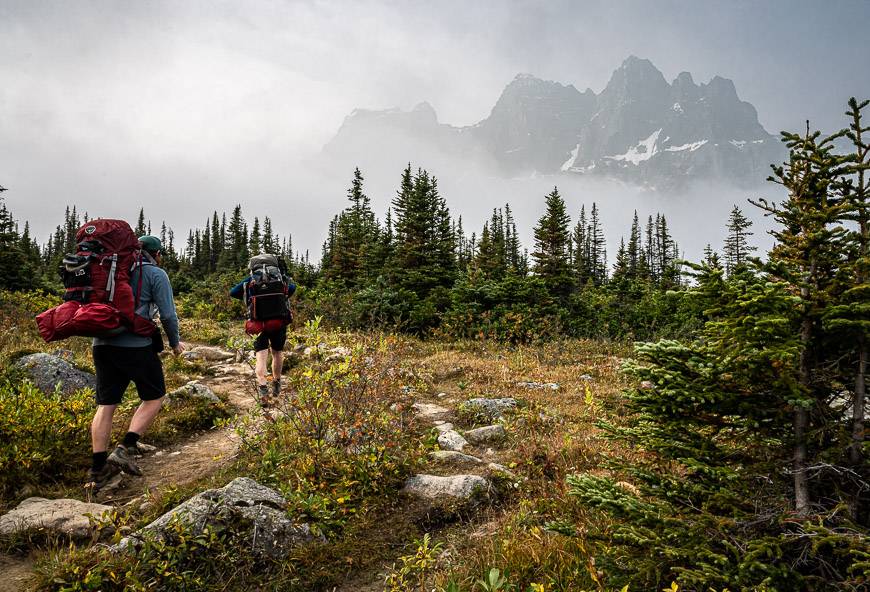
0,348,260,590
97,359,260,505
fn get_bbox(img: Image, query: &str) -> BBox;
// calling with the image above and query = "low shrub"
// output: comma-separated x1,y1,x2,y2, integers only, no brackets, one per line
0,376,93,497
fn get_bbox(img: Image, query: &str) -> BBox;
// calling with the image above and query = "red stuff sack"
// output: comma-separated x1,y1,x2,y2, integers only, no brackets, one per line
244,318,287,336
36,219,139,342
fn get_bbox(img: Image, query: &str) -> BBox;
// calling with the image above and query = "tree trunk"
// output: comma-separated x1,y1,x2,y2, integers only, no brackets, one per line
851,338,867,466
795,275,814,516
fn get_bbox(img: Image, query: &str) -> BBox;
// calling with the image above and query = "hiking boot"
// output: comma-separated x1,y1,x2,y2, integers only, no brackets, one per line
272,379,281,397
85,463,120,492
108,445,143,476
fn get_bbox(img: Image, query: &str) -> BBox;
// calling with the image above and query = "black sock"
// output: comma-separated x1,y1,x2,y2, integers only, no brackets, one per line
92,451,108,471
122,431,141,448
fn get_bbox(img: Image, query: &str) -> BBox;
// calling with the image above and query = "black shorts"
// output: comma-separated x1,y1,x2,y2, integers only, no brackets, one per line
93,345,166,406
254,326,287,352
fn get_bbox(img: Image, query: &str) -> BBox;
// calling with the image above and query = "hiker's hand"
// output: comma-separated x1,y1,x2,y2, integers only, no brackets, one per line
172,343,185,356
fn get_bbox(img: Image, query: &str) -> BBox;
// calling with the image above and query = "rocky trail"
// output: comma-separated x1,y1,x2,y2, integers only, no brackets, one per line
1,343,538,591
0,345,262,591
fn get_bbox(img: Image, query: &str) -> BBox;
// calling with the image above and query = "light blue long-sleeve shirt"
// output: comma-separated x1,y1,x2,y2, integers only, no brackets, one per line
93,263,180,348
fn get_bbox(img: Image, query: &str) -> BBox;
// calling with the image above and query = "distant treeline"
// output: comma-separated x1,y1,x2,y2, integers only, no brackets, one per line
0,163,757,341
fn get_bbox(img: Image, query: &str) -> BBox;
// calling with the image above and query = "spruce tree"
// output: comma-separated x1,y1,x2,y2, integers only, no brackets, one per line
825,98,870,476
723,205,756,275
532,187,573,297
135,208,146,237
752,122,850,515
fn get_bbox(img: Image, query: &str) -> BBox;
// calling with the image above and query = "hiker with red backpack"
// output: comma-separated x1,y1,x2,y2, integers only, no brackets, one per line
89,235,183,488
230,254,295,403
37,225,184,490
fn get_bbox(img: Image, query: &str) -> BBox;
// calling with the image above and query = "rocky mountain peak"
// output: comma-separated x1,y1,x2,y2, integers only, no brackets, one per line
325,57,785,189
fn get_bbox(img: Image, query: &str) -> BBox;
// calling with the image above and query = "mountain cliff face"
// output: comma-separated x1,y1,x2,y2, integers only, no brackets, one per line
325,56,784,189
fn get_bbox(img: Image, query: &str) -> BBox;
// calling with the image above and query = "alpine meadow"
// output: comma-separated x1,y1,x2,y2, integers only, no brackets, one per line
1,2,869,591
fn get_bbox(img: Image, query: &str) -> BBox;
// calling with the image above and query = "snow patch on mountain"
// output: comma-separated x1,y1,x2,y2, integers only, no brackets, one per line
561,143,581,171
665,140,708,152
607,129,662,165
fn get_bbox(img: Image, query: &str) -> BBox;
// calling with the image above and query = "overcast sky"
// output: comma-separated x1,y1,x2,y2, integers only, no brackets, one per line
1,0,868,260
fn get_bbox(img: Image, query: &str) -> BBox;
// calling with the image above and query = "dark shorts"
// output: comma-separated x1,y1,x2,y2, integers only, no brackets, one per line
254,326,287,352
93,345,166,406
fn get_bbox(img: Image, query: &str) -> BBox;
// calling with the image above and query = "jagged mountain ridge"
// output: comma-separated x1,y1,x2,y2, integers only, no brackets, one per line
324,56,785,189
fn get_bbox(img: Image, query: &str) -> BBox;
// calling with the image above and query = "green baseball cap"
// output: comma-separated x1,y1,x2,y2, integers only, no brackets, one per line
139,235,163,254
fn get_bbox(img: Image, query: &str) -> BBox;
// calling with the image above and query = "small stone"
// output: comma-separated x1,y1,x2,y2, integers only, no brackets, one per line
436,392,448,399
464,425,506,445
437,430,468,452
169,451,181,456
516,381,560,391
435,422,454,433
487,463,518,479
579,374,593,381
639,380,655,390
429,450,483,466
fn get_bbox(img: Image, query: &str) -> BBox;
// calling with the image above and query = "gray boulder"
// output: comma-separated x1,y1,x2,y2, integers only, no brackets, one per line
167,381,220,404
0,497,112,539
403,474,488,502
14,353,96,396
113,477,321,559
462,398,518,421
464,424,506,445
437,430,468,452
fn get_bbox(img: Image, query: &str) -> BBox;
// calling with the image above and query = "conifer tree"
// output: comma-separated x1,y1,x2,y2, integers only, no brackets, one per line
588,203,607,285
249,217,261,256
135,208,146,237
571,207,589,286
532,187,573,297
825,98,870,475
752,122,849,515
390,165,456,296
723,205,756,275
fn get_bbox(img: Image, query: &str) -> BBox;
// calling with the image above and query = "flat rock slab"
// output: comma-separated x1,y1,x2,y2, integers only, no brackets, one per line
403,474,488,501
0,497,112,539
464,424,506,445
463,398,518,421
185,346,235,362
14,353,96,396
412,402,450,420
167,380,220,404
516,381,560,391
113,477,321,559
429,450,483,466
437,430,468,452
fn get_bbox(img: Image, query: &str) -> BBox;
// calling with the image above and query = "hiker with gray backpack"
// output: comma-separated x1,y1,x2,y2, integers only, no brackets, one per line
230,254,295,403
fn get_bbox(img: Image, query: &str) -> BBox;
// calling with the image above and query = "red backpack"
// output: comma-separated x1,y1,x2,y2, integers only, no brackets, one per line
36,219,140,342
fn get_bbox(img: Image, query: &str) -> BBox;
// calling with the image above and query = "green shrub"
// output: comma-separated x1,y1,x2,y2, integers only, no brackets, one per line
0,377,93,496
41,514,271,591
